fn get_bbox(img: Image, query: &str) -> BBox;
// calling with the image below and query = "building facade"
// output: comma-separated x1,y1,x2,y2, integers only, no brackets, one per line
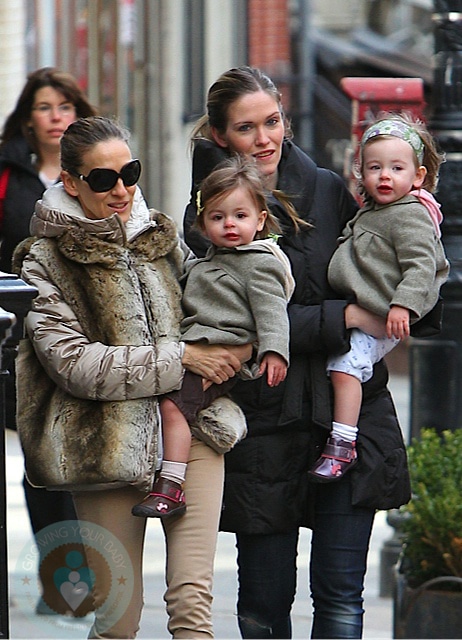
0,0,292,225
0,0,434,226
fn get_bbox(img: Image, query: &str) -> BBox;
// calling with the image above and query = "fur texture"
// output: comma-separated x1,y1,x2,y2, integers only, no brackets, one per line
17,213,184,492
190,395,247,454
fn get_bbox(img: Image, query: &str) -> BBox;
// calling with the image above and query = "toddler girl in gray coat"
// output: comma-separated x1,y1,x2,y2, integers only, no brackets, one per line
310,113,449,482
133,156,296,518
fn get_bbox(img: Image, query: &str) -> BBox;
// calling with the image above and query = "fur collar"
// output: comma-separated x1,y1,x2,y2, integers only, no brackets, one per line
30,182,153,243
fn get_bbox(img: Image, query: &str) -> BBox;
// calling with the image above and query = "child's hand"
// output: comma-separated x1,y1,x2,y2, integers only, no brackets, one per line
259,352,288,387
386,305,410,340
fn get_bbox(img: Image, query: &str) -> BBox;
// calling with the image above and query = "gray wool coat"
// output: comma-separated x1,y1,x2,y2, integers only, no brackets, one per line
180,241,292,367
328,194,449,321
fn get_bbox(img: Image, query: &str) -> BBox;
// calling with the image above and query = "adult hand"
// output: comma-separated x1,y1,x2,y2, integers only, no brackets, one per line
345,304,387,339
182,343,252,384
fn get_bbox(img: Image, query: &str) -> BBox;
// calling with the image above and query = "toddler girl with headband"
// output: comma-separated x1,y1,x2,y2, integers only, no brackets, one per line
310,112,450,482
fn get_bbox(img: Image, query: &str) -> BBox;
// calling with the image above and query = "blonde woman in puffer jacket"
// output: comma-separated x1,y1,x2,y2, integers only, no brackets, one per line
14,116,249,639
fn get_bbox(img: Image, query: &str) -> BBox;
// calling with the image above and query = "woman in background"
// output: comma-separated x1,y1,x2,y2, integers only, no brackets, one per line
0,67,96,614
0,66,96,271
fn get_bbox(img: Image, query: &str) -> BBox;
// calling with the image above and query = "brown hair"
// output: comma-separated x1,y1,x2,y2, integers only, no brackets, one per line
192,67,310,232
60,116,130,175
191,65,292,145
0,67,97,155
195,155,310,239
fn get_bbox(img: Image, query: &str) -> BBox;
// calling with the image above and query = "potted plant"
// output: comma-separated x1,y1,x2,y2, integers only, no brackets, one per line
393,428,462,639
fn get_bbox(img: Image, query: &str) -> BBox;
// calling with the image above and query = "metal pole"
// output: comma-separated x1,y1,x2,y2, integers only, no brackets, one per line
0,309,15,639
298,0,314,155
0,273,37,638
410,2,462,438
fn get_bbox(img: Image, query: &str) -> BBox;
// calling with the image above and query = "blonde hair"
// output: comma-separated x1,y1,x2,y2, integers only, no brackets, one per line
356,111,445,202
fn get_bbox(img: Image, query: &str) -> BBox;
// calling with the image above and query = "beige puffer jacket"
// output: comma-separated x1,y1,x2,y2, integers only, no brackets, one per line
16,184,189,492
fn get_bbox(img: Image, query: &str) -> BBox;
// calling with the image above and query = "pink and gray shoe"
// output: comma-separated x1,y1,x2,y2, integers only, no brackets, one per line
309,436,358,482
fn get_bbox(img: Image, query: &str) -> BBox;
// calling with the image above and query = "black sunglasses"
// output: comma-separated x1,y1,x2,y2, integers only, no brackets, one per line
73,159,142,193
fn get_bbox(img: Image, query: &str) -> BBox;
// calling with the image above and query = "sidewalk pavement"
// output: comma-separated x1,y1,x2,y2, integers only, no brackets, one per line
5,374,410,639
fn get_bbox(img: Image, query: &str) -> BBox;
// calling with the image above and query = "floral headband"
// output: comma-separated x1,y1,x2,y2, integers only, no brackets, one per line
361,119,425,164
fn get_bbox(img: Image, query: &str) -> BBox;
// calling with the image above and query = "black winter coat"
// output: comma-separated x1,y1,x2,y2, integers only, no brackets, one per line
0,135,51,428
183,139,411,535
0,135,47,272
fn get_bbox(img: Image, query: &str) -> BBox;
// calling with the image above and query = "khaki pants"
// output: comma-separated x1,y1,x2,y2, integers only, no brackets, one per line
73,438,224,639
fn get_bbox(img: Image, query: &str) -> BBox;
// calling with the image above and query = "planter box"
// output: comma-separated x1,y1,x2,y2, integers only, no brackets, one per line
393,573,462,639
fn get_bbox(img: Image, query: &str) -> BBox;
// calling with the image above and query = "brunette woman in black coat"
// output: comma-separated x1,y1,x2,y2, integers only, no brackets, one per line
183,66,411,639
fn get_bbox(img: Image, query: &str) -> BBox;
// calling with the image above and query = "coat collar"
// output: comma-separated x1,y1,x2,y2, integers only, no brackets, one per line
30,182,152,245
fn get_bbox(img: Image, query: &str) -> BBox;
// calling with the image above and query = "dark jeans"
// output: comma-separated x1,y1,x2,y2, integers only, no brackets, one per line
236,530,299,638
310,479,375,639
235,478,375,639
23,477,78,535
23,477,81,605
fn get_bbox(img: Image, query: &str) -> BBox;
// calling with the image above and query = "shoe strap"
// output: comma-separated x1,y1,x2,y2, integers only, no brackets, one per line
151,478,184,502
322,440,356,462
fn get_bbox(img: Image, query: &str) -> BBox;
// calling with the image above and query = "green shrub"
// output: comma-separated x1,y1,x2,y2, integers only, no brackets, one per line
399,428,462,588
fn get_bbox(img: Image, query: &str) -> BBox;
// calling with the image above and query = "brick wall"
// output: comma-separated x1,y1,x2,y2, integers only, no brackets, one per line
247,0,291,108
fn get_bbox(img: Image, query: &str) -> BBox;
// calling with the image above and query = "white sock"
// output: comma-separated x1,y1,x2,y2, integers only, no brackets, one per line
160,460,187,485
331,421,358,442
